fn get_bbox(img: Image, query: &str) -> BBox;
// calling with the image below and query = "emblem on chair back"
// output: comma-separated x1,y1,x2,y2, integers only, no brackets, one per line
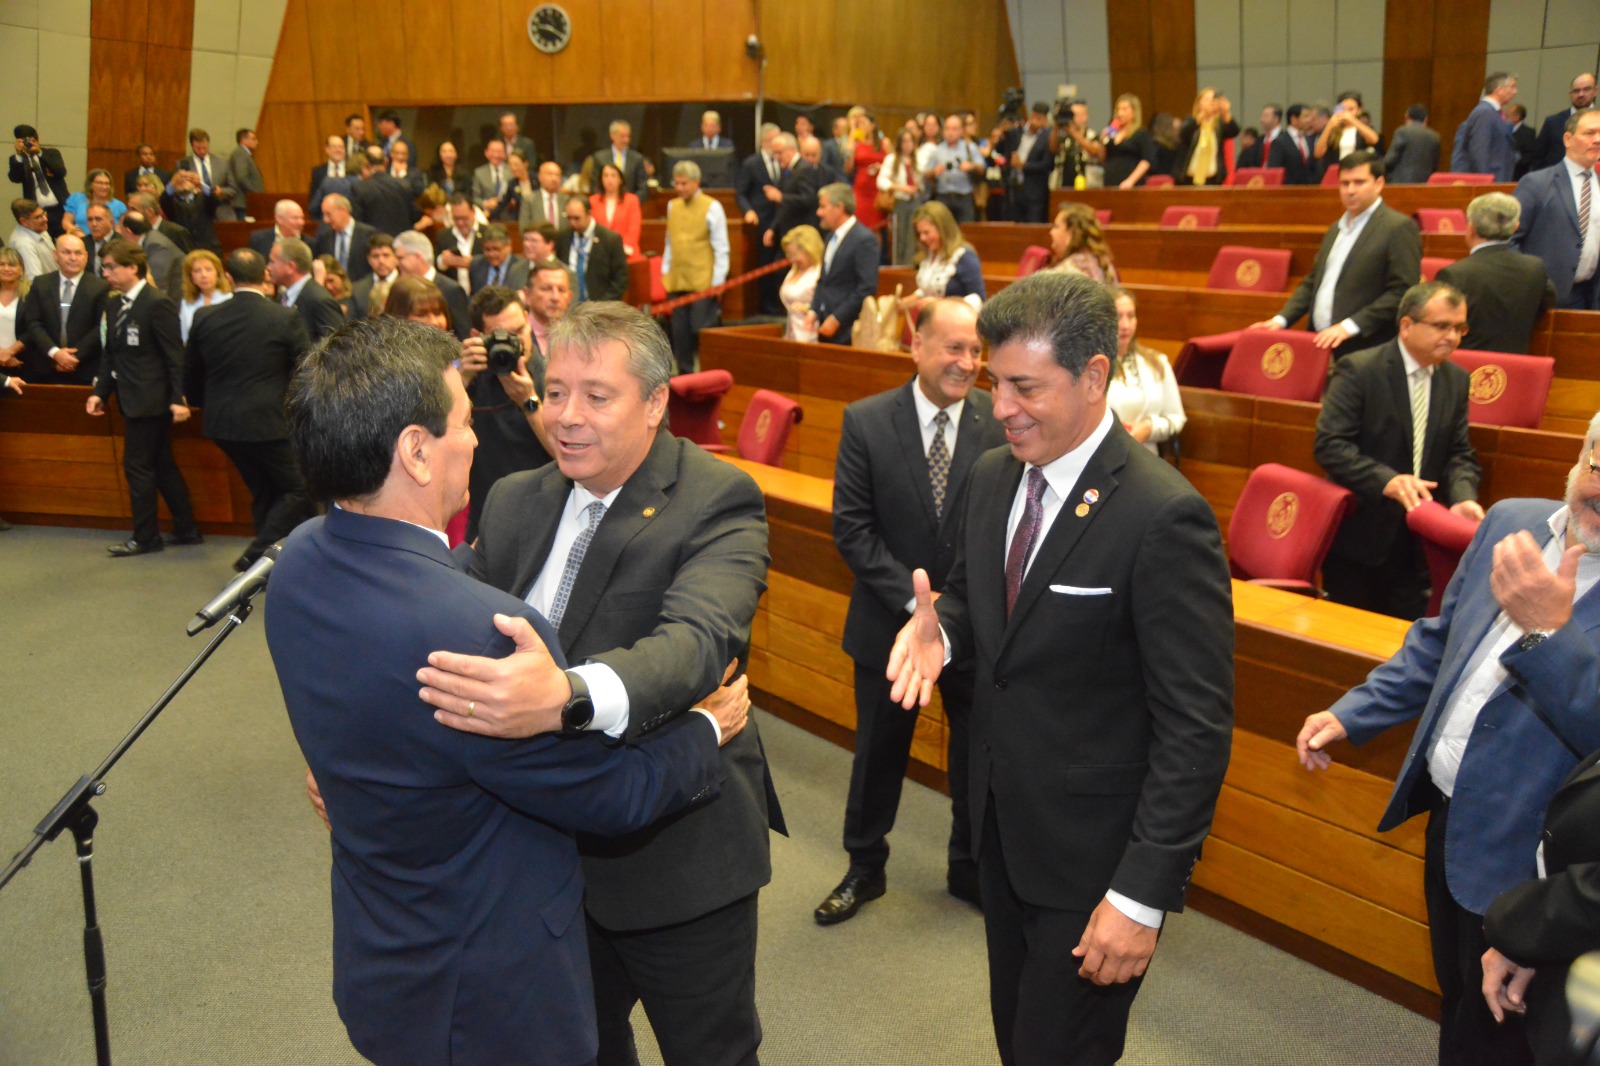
1436,216,1456,233
755,408,773,442
1260,343,1293,380
1234,259,1262,288
1178,213,1198,229
1468,364,1507,404
1266,492,1299,539
1247,175,1265,188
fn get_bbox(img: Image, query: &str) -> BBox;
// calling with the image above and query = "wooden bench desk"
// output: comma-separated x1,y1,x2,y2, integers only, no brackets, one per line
1048,182,1514,225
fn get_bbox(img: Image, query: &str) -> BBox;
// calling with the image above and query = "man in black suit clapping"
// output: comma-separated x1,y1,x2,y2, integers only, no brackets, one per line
86,241,201,556
186,248,313,571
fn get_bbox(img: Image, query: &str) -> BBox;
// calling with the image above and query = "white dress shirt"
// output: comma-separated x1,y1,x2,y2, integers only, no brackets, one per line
900,384,966,613
1427,506,1600,797
1564,156,1599,284
1273,196,1382,334
524,483,632,736
8,226,57,279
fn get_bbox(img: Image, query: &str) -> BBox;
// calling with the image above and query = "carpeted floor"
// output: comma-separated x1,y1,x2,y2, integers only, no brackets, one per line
0,525,1439,1064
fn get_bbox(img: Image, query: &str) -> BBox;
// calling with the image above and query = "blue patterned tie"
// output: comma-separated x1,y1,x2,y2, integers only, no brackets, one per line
548,501,605,629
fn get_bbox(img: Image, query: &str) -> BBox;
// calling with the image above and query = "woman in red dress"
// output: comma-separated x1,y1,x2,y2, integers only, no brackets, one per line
850,112,890,257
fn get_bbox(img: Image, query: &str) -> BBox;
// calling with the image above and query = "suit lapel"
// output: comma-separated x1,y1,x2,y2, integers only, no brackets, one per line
554,434,677,648
511,476,573,600
1001,433,1127,649
1556,168,1583,235
891,383,937,527
1383,344,1415,471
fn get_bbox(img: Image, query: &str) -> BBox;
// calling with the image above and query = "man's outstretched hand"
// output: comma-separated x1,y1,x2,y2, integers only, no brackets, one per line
886,568,945,709
420,613,568,738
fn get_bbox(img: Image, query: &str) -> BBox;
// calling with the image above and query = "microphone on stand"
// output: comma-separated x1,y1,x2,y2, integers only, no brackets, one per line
186,544,282,636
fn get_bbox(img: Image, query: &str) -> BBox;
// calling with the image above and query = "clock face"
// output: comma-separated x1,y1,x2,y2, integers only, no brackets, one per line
528,4,572,53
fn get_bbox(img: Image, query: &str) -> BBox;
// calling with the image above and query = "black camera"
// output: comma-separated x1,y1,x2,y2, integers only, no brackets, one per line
999,88,1025,124
484,329,522,375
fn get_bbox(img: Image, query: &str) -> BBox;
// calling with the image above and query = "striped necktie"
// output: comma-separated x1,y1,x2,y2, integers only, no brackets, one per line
1581,168,1593,241
1410,367,1430,475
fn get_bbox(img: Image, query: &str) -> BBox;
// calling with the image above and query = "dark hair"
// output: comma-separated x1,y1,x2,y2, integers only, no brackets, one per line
1030,101,1050,115
120,213,152,237
367,232,395,251
286,317,456,503
10,198,39,222
1398,280,1465,323
1338,149,1384,178
528,221,558,243
1336,90,1362,105
383,276,451,328
188,127,209,143
1285,104,1307,122
235,128,253,144
1263,104,1283,121
378,109,401,125
224,248,267,285
448,191,474,208
976,270,1116,377
469,285,523,331
101,240,149,278
1406,104,1428,123
480,223,510,245
345,113,363,126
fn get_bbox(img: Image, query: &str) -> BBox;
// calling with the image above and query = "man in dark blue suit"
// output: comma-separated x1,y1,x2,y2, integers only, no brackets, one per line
736,124,784,315
271,316,745,1066
1452,72,1520,181
1513,109,1600,310
998,103,1054,222
1298,416,1600,1066
811,182,879,346
1530,72,1595,172
689,110,735,152
815,299,1007,925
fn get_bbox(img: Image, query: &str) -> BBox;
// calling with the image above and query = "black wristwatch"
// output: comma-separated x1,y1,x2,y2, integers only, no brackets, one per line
522,396,541,415
1517,628,1555,652
560,669,594,734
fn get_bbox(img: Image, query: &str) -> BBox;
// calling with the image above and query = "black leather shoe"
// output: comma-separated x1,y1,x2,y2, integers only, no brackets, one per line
813,868,886,926
233,553,256,573
108,538,163,557
947,862,982,909
163,530,204,546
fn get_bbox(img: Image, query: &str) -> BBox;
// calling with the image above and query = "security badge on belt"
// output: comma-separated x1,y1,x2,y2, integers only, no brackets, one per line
1074,487,1100,518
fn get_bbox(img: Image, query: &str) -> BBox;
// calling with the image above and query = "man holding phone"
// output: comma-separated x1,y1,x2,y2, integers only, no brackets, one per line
9,125,70,236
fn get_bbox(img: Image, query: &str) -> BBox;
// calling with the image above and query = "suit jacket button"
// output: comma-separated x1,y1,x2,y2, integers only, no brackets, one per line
994,679,1007,690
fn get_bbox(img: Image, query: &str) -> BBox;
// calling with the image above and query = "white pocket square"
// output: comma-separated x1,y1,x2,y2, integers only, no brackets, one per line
1050,585,1113,596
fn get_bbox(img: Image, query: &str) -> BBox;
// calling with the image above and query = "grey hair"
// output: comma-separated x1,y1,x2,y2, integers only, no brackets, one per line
548,301,672,401
819,182,855,215
672,160,702,182
1465,192,1520,241
323,193,351,213
977,270,1116,376
772,133,797,152
392,230,434,258
274,236,313,274
609,120,631,135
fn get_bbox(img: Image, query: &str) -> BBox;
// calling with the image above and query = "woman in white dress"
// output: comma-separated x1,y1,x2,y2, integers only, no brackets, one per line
0,248,27,378
178,248,232,342
877,127,924,266
778,225,823,342
1106,288,1185,454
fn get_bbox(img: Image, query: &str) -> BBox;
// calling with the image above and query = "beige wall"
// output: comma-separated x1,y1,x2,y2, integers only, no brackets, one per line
0,0,91,238
186,0,288,219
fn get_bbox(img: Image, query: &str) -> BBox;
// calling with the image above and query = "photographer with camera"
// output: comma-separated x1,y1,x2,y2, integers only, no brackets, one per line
457,284,554,539
1050,99,1105,189
997,101,1055,222
9,125,69,237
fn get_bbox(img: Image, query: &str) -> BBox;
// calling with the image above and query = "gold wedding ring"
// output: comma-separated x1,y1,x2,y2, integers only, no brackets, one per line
467,701,476,718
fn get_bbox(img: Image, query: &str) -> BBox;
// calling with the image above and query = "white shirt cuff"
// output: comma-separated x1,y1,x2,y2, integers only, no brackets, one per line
48,346,61,357
1105,889,1164,929
1338,317,1360,337
904,595,918,614
689,707,722,745
940,624,952,666
572,662,630,737
1268,315,1287,330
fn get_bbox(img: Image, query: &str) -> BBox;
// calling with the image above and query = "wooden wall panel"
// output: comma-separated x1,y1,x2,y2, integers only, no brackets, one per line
1108,0,1196,122
88,39,148,150
268,0,317,104
91,0,152,43
601,0,658,99
403,0,456,103
142,44,194,151
499,0,551,100
1383,0,1491,170
659,0,706,103
88,0,195,180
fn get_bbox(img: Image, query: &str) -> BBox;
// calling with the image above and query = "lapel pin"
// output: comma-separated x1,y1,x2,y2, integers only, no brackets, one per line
642,506,656,518
1074,503,1090,517
1083,488,1100,505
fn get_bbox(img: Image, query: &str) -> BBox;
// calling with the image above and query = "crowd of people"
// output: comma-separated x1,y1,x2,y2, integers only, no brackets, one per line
4,66,1600,1066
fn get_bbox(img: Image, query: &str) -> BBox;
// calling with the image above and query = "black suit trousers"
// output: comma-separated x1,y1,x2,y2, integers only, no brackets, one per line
214,438,311,557
1320,523,1429,621
979,800,1143,1066
1562,275,1600,312
754,241,784,316
667,295,720,374
122,414,195,546
844,660,973,871
1423,789,1536,1066
588,893,761,1066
